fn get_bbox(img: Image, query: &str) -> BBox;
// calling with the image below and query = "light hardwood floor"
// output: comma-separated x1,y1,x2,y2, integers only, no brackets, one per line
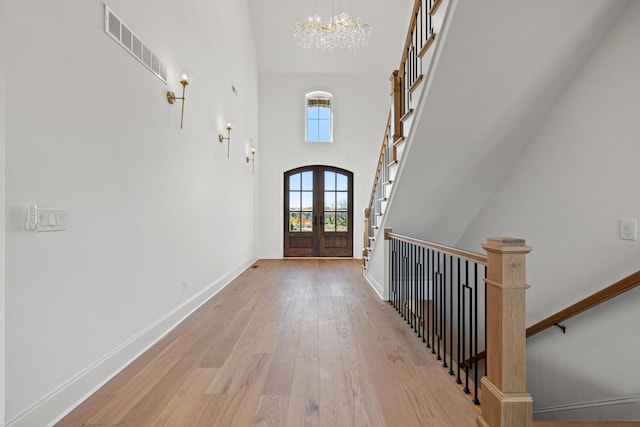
57,259,481,427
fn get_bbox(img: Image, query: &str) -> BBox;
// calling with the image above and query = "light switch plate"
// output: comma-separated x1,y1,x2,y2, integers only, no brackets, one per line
37,209,66,232
620,218,637,241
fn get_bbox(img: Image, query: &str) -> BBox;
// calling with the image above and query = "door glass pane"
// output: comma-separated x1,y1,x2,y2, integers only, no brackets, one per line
301,171,313,190
301,192,313,211
324,171,335,191
336,173,348,191
290,173,301,191
336,212,348,232
302,212,313,232
289,213,300,231
324,212,335,232
336,191,348,210
289,192,301,210
324,191,336,210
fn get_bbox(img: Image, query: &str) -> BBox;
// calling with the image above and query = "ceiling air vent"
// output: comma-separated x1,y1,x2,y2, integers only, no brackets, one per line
103,4,167,84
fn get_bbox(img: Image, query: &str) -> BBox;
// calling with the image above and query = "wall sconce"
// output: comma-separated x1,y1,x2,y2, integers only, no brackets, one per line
166,72,193,129
246,148,256,174
218,122,233,158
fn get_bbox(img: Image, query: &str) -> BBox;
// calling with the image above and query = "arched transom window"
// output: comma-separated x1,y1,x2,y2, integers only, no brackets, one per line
305,90,333,143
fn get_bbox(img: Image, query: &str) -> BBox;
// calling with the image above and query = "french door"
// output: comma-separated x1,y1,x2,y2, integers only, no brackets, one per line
284,166,353,257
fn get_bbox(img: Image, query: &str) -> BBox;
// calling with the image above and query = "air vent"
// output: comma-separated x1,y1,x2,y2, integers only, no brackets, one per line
104,4,167,84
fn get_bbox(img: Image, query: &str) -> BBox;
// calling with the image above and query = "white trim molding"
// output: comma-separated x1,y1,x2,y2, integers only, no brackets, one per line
534,395,640,419
7,257,257,427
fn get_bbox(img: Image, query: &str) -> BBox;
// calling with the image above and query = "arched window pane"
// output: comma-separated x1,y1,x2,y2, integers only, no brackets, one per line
318,121,331,141
307,120,319,142
305,91,333,143
318,106,330,120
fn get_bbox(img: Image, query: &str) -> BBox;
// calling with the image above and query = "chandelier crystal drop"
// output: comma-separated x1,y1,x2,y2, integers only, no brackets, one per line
294,9,372,54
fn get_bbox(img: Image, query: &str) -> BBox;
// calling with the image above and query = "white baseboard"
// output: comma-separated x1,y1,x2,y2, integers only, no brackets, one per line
7,257,257,427
364,271,384,299
534,395,640,420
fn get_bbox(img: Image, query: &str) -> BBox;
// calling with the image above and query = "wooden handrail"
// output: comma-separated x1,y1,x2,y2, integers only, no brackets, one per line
387,232,487,265
526,270,640,338
399,0,423,68
467,269,640,369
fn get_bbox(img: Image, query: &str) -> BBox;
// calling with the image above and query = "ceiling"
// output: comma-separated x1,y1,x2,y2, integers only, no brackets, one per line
247,0,414,77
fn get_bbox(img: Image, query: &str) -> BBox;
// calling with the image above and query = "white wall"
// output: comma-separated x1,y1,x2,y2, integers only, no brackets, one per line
1,0,7,423
4,0,258,425
257,73,389,259
455,1,640,419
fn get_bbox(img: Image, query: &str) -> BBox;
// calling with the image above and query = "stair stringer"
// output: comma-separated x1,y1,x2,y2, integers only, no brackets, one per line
364,0,456,295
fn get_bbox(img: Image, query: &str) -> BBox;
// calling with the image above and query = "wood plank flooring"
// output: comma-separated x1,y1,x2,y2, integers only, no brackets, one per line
56,259,480,427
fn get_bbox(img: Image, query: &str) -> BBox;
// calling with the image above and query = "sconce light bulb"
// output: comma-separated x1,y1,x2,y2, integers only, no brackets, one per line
226,122,232,131
251,148,256,154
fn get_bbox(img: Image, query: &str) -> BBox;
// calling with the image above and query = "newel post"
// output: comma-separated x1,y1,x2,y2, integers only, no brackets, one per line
390,70,403,149
383,228,393,300
478,238,533,427
363,208,371,259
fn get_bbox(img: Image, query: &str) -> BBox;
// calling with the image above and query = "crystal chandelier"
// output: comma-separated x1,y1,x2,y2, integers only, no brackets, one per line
294,1,372,54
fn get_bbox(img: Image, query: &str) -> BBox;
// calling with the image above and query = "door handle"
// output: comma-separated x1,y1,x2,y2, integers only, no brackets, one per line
314,216,317,226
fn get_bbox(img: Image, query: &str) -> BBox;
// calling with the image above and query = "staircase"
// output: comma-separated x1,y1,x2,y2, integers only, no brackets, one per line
362,0,638,425
362,0,445,271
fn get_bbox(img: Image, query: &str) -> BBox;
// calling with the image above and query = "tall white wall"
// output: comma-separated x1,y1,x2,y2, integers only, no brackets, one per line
4,0,258,425
455,1,640,419
257,73,388,259
1,0,7,423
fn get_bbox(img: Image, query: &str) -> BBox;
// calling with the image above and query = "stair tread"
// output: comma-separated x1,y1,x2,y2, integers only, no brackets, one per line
400,109,413,122
418,33,436,58
408,74,424,94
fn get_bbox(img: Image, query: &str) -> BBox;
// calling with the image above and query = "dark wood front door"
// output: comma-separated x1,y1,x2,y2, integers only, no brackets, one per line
284,166,353,257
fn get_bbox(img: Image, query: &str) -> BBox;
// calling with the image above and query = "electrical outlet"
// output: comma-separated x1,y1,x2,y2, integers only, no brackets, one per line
181,281,188,293
620,218,637,241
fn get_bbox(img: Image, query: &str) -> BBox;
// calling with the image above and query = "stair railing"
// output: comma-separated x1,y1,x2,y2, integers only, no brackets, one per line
399,0,440,126
468,269,640,368
363,114,392,265
385,231,534,427
527,270,640,337
363,0,444,267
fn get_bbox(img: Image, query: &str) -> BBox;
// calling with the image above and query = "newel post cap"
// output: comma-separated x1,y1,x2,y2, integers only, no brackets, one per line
482,237,532,254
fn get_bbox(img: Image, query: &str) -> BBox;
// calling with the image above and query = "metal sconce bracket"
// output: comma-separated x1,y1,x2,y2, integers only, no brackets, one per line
218,123,232,158
246,148,256,174
167,75,191,129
